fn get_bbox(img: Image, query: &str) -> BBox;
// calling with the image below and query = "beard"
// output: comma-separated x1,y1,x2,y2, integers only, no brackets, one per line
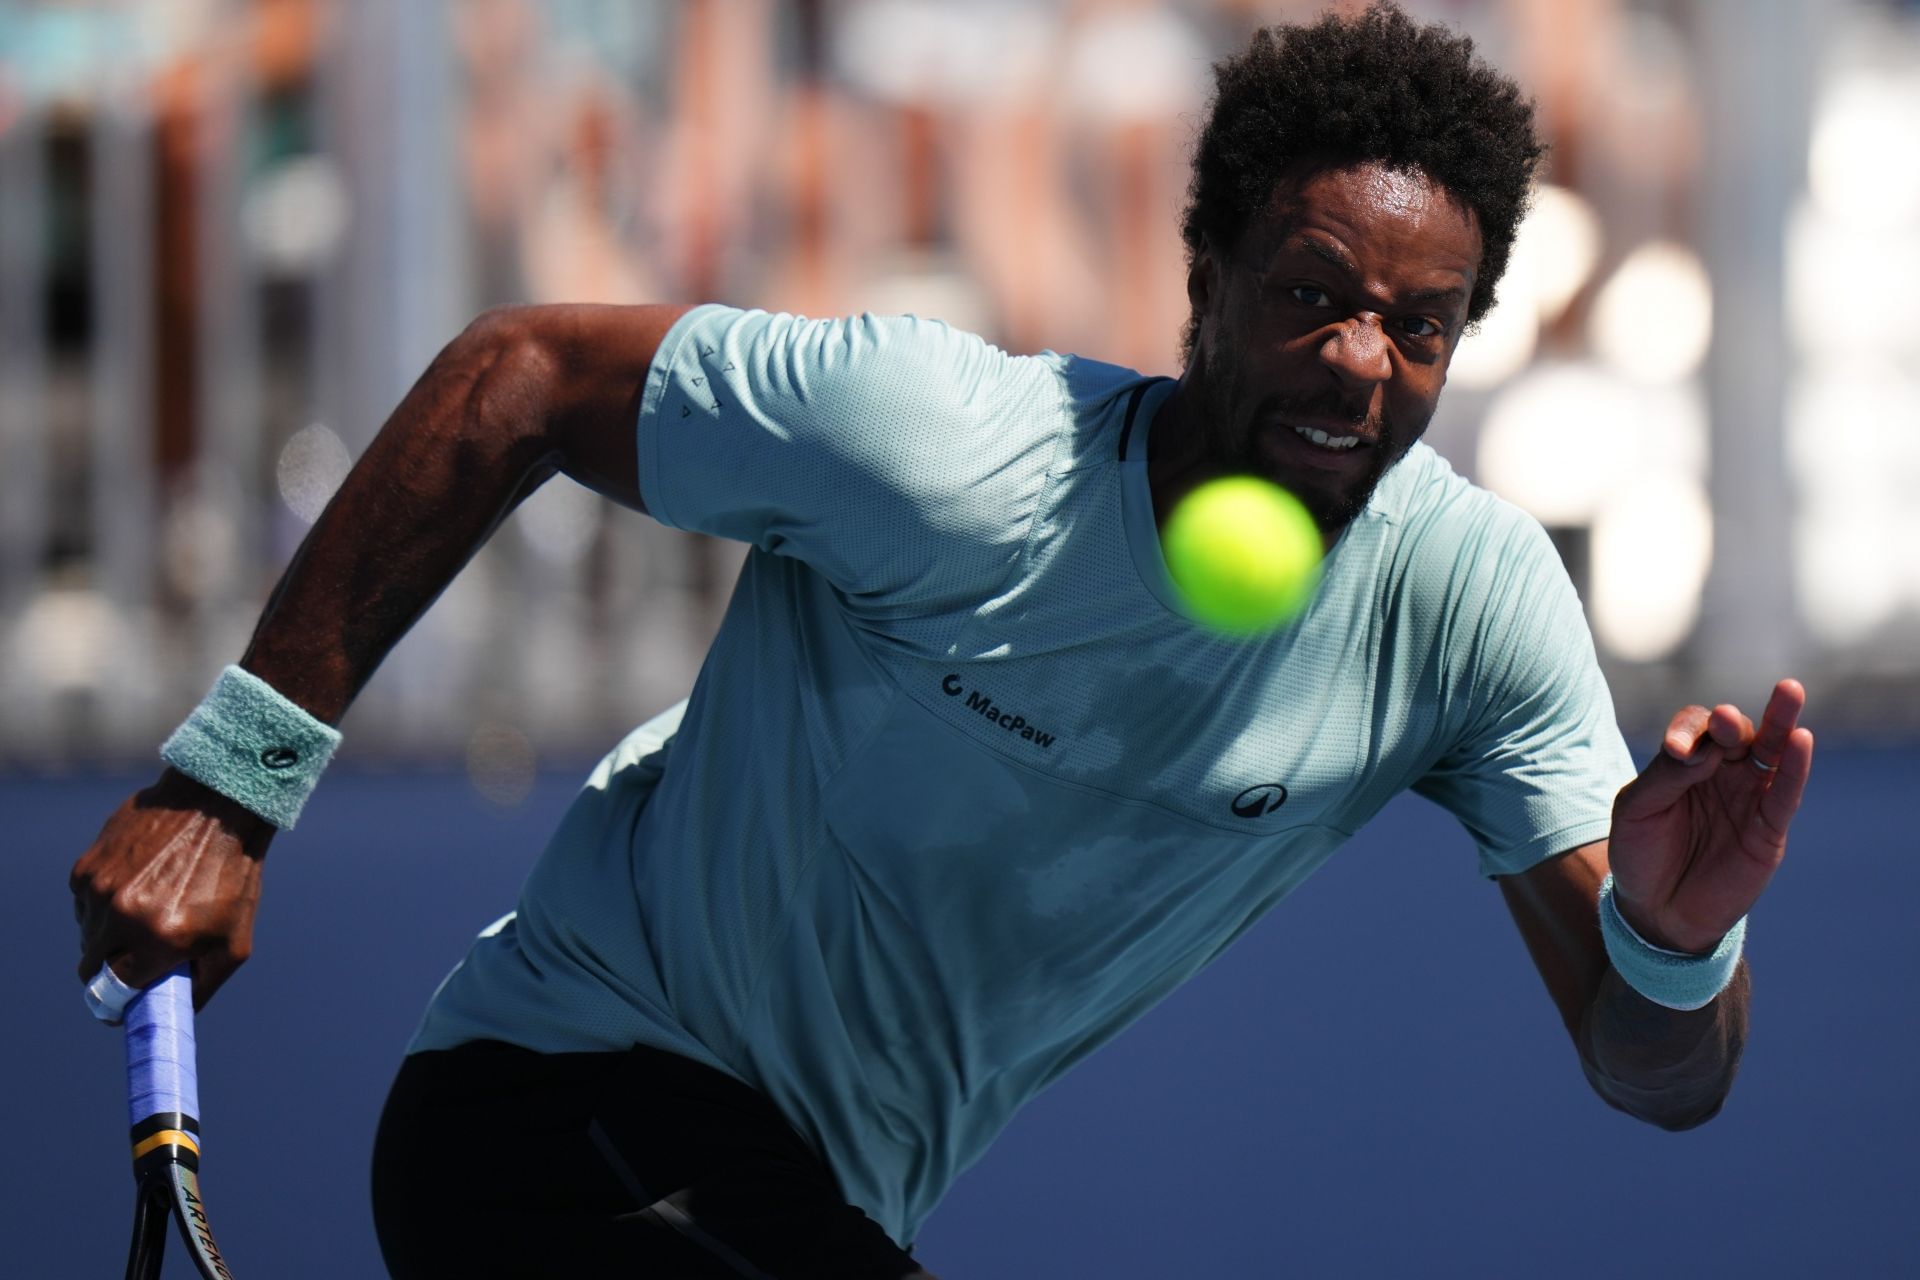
1201,380,1419,535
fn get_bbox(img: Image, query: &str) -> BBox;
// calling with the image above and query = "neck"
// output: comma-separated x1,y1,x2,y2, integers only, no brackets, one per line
1145,368,1223,531
1143,360,1355,551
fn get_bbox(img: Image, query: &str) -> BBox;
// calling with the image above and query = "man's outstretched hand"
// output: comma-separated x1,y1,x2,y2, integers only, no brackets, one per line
71,769,275,1010
1608,679,1814,954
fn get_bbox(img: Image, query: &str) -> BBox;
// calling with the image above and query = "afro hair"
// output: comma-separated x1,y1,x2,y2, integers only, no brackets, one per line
1180,1,1545,361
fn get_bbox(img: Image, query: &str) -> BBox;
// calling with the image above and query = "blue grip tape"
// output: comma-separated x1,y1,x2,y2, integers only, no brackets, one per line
125,968,200,1128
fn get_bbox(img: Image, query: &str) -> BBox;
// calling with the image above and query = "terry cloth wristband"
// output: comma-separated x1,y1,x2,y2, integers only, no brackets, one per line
160,665,341,829
1598,873,1745,1012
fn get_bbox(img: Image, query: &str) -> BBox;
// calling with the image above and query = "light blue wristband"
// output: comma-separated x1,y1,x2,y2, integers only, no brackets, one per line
1597,873,1745,1011
159,665,341,829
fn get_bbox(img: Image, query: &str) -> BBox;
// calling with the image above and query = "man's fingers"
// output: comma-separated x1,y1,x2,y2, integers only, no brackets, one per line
1626,698,1758,818
1747,678,1806,767
1662,704,1715,763
76,938,106,985
74,895,125,985
1707,703,1756,757
1666,702,1753,761
1757,726,1815,838
80,944,188,994
191,952,241,1012
75,904,190,993
1622,734,1725,818
75,887,137,985
119,949,194,993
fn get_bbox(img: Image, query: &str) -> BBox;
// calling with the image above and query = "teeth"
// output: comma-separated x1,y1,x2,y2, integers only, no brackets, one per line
1293,425,1361,450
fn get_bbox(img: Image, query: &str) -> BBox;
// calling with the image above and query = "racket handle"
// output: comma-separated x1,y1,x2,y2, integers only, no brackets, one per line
125,967,201,1131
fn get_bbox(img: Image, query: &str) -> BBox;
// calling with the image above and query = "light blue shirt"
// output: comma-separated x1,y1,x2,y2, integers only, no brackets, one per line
411,306,1635,1244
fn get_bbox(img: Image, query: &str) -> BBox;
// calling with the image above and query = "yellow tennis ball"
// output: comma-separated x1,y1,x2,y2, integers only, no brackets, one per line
1162,477,1323,634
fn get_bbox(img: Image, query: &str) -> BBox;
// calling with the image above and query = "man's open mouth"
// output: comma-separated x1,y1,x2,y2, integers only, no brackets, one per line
1290,424,1364,451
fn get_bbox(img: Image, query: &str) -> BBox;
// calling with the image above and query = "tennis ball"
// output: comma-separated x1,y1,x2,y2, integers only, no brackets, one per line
1162,476,1323,634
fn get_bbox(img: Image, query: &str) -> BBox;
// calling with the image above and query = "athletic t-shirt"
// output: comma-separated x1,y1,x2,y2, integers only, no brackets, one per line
410,305,1635,1244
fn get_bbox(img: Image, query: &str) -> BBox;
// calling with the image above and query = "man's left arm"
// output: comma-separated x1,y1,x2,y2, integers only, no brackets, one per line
1498,679,1814,1130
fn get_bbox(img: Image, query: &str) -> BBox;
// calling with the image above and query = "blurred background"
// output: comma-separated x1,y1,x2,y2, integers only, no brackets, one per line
4,0,1919,777
4,1,1917,1277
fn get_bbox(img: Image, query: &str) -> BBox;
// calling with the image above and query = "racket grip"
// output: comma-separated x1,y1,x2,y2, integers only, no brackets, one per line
125,967,201,1130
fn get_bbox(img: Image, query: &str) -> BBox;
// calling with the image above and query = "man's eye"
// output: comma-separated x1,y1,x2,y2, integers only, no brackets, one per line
1290,286,1332,307
1401,316,1441,338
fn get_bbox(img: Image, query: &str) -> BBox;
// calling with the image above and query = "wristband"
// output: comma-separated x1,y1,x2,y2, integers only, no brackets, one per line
159,665,341,829
1597,873,1745,1011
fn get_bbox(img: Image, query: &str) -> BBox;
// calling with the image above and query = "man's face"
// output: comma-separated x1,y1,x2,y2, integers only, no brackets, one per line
1177,162,1482,533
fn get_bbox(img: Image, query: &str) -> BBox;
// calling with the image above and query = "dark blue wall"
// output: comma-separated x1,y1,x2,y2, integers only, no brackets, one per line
8,746,1915,1277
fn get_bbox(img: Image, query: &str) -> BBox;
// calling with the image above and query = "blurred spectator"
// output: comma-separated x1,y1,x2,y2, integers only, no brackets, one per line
4,0,1919,767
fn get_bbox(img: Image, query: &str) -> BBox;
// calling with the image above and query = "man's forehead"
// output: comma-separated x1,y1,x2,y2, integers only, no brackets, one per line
1307,163,1446,216
1247,161,1482,277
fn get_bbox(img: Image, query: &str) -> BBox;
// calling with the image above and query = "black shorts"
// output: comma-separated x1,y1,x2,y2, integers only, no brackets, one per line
371,1040,933,1279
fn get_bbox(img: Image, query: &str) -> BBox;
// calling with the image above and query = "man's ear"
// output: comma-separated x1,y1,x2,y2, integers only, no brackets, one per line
1186,244,1217,316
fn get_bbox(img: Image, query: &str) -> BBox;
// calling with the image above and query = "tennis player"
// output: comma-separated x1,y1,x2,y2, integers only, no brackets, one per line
73,6,1814,1277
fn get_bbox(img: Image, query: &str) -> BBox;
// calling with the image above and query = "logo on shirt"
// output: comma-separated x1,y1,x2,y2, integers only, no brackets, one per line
1231,783,1289,818
941,673,1056,749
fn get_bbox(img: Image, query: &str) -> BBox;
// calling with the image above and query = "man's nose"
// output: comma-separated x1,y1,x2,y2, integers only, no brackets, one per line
1318,315,1392,387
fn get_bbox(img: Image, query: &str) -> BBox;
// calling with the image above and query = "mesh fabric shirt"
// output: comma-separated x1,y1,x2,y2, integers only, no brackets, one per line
410,305,1636,1244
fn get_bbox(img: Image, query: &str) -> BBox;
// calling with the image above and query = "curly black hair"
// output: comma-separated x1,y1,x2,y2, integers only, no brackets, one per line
1180,1,1544,362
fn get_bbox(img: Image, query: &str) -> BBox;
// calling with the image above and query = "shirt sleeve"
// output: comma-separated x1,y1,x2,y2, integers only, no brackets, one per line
1411,501,1638,878
635,305,1062,616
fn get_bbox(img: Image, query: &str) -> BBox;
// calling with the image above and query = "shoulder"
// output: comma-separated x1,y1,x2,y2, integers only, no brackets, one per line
669,307,1073,479
642,307,1138,610
1368,444,1561,605
1372,442,1541,550
1373,443,1584,672
665,305,1056,412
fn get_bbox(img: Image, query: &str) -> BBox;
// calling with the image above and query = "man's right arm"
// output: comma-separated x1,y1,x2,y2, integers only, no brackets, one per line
71,303,693,1006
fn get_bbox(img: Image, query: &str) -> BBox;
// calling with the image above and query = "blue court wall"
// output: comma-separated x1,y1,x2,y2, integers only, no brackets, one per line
6,745,1915,1277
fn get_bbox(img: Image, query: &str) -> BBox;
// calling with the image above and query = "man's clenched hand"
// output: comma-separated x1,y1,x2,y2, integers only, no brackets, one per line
71,769,275,1010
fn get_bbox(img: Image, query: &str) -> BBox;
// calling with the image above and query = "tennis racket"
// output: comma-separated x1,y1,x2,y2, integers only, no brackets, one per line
122,967,235,1279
